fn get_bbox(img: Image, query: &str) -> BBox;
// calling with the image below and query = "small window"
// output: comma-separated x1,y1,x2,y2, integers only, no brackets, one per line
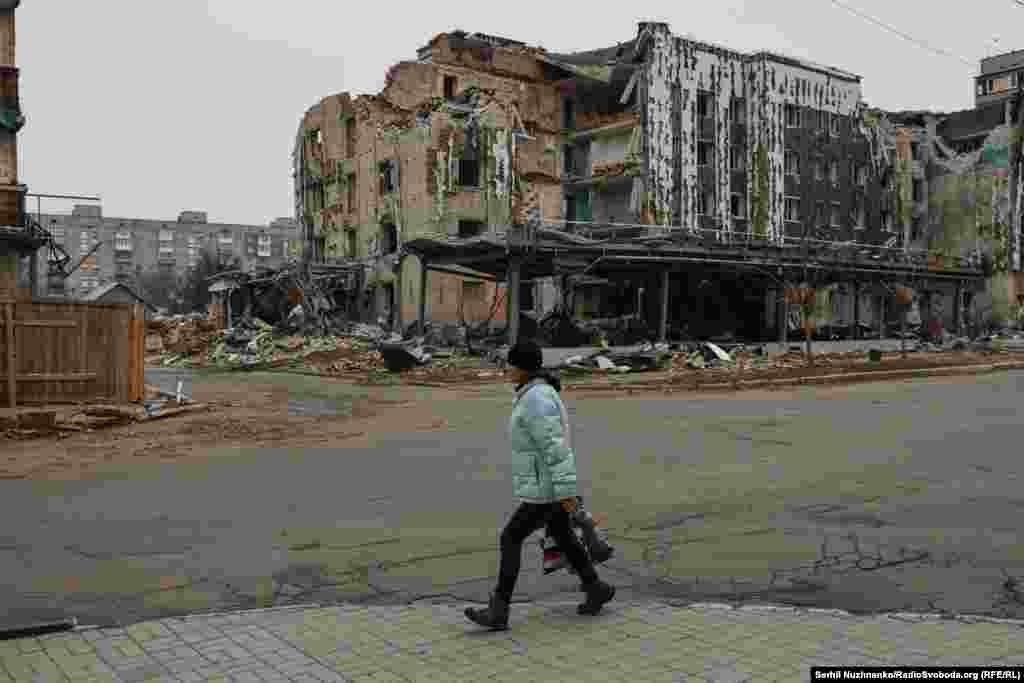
729,97,746,125
830,202,841,227
697,142,714,168
380,223,398,254
458,219,485,238
730,193,746,218
459,158,481,187
562,98,575,129
785,104,800,128
784,196,800,222
785,150,800,177
115,231,132,252
698,189,714,216
729,146,745,170
443,75,456,99
697,90,713,119
378,160,398,194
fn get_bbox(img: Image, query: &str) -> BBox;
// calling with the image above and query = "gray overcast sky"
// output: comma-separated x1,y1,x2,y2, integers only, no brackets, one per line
16,0,1020,226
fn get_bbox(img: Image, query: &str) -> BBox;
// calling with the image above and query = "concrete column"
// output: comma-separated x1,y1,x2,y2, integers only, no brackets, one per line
954,282,962,337
417,259,428,337
393,259,404,334
852,282,861,339
506,256,521,346
658,269,670,343
777,292,788,345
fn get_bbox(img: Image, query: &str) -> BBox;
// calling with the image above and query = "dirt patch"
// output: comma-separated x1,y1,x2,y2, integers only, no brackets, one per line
0,376,453,480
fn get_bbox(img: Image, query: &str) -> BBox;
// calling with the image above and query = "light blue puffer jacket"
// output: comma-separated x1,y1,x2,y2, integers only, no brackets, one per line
509,378,577,502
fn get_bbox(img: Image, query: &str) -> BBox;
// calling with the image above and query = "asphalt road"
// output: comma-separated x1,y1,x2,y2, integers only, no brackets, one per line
3,371,1024,630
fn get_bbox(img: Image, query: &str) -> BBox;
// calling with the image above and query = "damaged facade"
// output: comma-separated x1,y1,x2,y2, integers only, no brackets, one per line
293,30,585,329
298,24,1014,343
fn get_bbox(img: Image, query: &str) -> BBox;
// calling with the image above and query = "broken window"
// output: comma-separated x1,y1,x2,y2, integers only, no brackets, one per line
730,193,746,218
729,97,746,125
785,149,800,177
346,229,357,257
830,202,841,227
729,146,745,171
380,223,398,254
881,209,892,232
785,104,800,128
698,188,714,216
697,90,713,119
443,75,457,99
458,219,485,238
562,98,575,129
697,142,714,168
378,160,398,194
459,158,481,187
784,196,800,222
346,119,356,157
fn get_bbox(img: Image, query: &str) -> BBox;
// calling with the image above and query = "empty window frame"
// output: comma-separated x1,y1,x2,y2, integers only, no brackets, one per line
697,90,714,119
785,104,800,128
729,97,746,125
729,146,746,170
697,141,714,168
730,192,746,218
458,158,481,187
784,196,800,222
785,149,800,177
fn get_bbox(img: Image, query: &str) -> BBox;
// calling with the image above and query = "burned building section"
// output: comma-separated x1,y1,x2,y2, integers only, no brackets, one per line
292,24,1005,346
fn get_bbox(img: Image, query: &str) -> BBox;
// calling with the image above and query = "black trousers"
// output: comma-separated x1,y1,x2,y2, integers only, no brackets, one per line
495,502,599,601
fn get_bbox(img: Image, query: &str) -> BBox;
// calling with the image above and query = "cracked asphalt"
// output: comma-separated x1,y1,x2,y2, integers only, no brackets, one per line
2,370,1024,631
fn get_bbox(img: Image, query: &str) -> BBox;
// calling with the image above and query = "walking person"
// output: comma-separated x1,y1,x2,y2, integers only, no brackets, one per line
465,339,615,631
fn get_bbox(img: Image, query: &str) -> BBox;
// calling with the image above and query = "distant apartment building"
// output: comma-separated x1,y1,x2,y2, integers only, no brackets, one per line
36,205,299,299
976,49,1024,109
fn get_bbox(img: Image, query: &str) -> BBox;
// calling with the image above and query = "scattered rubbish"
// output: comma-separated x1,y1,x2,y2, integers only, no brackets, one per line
704,342,732,363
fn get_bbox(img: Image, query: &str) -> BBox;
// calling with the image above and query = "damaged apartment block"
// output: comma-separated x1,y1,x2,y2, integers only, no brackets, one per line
296,24,1016,345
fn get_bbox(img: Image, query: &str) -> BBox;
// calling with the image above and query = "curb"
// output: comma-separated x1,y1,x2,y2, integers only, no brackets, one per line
571,361,1024,393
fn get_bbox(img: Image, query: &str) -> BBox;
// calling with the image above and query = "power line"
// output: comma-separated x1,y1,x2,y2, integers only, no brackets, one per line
827,0,976,68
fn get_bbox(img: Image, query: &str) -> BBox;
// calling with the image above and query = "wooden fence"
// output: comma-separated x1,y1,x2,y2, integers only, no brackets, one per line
0,301,145,407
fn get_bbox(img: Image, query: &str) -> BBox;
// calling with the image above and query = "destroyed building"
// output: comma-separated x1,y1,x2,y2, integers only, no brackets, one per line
297,23,1008,343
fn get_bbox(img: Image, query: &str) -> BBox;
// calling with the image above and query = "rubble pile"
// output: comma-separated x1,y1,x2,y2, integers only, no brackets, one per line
146,318,221,358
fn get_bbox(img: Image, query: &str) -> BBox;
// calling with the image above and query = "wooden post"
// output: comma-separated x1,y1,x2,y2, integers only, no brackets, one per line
5,302,14,408
418,259,428,337
853,281,861,340
658,269,670,343
507,255,521,346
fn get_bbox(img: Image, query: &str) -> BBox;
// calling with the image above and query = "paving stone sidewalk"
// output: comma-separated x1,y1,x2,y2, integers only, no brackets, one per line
2,600,1023,683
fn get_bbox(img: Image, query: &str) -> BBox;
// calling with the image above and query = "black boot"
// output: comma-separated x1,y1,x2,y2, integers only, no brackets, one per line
578,580,615,616
464,593,510,630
